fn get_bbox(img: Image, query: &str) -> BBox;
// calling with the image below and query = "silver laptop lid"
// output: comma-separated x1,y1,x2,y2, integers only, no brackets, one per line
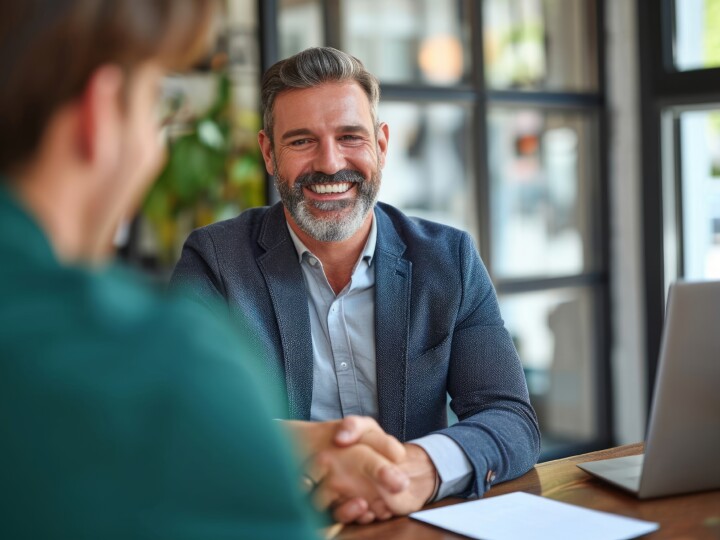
640,281,720,498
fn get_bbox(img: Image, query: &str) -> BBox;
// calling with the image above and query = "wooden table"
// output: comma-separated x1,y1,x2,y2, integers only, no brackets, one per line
338,443,720,539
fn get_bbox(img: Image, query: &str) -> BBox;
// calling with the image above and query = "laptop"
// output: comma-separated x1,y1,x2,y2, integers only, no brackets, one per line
577,280,720,499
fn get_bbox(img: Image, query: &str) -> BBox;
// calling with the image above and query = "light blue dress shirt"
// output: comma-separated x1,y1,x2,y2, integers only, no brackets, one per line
286,213,473,500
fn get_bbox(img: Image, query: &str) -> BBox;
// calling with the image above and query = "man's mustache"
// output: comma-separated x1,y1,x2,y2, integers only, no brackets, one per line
294,170,365,188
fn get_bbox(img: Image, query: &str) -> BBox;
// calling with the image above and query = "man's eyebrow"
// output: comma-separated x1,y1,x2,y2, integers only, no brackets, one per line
280,125,372,141
281,128,314,141
338,125,371,136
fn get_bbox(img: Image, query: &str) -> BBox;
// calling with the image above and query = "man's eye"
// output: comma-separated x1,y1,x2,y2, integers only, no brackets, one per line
340,135,362,142
290,139,311,146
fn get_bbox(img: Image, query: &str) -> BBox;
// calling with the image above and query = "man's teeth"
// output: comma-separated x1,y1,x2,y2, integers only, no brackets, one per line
307,183,352,194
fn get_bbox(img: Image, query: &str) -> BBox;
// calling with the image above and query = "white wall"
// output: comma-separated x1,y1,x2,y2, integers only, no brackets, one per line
606,0,647,444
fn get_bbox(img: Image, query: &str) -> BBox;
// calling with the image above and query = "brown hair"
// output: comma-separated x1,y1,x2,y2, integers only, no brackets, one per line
0,0,217,174
261,47,381,145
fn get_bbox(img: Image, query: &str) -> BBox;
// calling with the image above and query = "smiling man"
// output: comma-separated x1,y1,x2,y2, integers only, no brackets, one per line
172,47,541,523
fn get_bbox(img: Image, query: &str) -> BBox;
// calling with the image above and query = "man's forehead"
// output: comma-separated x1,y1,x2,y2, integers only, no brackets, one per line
275,80,368,102
272,81,374,129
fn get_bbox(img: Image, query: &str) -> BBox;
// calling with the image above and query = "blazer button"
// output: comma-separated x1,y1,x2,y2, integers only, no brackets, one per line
486,470,496,484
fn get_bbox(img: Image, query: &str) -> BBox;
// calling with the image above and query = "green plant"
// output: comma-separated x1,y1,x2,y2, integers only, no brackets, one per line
143,72,264,264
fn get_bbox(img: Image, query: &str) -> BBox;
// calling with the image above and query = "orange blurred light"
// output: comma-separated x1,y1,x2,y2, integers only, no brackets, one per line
419,35,463,84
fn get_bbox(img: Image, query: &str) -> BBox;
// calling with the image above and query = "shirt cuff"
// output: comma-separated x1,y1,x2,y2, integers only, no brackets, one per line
410,433,474,501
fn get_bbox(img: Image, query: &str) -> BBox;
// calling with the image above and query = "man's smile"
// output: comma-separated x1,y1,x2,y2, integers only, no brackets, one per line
305,182,355,195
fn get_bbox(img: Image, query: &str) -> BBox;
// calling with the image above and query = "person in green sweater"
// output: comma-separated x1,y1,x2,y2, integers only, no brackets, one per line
0,1,407,537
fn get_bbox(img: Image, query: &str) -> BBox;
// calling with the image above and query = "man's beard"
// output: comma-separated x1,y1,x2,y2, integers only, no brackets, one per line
273,160,381,242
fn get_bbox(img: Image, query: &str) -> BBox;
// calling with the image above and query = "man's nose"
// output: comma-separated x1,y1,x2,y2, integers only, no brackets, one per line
312,139,346,175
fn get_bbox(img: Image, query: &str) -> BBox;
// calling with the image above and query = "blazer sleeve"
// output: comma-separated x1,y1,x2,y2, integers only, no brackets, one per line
434,232,541,498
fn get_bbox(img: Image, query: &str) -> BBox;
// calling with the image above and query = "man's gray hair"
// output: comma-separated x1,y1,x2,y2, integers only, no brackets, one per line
261,47,380,144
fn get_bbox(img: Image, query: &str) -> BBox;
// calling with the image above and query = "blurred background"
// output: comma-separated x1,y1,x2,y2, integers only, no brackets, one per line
117,0,720,462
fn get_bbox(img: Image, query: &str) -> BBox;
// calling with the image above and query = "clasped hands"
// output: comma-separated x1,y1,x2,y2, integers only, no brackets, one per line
283,416,437,524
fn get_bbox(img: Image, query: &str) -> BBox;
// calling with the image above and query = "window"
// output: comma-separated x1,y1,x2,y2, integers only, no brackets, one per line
378,102,477,232
639,0,720,397
669,109,720,282
278,0,324,58
339,0,471,86
488,108,599,279
672,0,720,71
483,0,598,91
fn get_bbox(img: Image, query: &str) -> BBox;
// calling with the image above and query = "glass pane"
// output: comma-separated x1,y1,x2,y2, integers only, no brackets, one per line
499,287,598,454
675,110,720,279
488,108,598,279
278,0,324,59
378,102,477,236
339,0,471,86
483,0,598,91
673,0,720,71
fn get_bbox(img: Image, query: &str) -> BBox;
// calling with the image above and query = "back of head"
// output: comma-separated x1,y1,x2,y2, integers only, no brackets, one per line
0,0,216,177
260,46,381,143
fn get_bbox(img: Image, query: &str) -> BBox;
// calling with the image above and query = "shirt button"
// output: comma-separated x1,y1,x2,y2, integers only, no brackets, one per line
308,257,318,266
339,362,348,369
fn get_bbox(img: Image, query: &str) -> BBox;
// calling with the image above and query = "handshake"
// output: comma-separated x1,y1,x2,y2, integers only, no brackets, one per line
284,417,438,524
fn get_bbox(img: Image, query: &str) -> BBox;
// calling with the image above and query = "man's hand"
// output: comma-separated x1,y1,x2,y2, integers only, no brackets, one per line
382,443,438,513
282,417,417,523
308,442,411,523
282,416,406,463
326,442,438,524
282,417,436,523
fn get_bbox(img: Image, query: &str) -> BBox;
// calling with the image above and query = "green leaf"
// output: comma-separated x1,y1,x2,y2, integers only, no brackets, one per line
197,119,225,150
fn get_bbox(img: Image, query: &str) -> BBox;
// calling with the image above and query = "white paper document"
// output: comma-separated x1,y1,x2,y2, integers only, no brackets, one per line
410,492,659,540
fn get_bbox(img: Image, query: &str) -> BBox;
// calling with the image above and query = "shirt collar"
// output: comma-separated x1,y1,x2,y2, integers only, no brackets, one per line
286,210,378,266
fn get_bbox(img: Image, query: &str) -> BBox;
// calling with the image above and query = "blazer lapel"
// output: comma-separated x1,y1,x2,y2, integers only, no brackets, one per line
256,204,314,420
374,207,411,441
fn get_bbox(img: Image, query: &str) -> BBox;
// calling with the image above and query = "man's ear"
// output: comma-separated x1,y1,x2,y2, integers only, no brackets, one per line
376,122,390,169
78,65,125,170
258,130,275,175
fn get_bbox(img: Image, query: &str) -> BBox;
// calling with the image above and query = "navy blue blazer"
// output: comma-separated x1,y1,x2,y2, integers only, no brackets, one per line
172,202,540,497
